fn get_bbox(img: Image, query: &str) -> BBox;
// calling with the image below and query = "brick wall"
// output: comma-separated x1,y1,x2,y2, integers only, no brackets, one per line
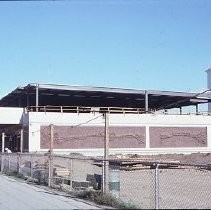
40,126,146,149
150,127,207,148
40,126,207,149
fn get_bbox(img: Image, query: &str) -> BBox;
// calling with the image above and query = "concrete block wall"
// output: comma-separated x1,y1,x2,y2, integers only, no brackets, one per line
0,107,24,124
26,112,211,156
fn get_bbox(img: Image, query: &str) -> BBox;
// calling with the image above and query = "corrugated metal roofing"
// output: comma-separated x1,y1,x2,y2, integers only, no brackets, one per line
0,83,210,110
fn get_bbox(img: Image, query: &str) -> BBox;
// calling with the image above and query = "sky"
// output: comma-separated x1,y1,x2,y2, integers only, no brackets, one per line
0,0,211,98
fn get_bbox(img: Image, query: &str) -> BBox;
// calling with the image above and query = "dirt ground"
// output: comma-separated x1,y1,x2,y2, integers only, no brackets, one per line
105,152,211,208
111,152,211,165
65,151,211,165
119,168,211,209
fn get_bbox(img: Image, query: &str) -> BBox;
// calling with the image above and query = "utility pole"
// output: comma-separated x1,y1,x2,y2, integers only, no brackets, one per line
48,124,54,187
103,112,109,193
50,124,54,154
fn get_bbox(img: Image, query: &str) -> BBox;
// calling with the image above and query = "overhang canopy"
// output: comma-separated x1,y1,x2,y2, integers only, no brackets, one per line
0,83,210,110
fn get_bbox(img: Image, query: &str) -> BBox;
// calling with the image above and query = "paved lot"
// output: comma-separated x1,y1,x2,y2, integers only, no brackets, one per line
0,175,102,210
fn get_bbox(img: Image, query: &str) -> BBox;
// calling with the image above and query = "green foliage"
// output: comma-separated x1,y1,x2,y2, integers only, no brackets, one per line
33,170,48,185
76,190,138,209
4,170,25,179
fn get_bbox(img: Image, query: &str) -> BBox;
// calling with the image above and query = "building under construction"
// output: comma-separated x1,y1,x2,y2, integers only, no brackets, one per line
1,78,211,156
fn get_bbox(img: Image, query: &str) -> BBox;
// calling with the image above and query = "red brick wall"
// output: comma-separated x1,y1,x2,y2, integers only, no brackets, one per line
150,127,207,148
40,126,146,149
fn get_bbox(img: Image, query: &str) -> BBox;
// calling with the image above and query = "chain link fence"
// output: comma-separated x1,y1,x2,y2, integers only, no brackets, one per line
158,165,211,209
0,153,211,209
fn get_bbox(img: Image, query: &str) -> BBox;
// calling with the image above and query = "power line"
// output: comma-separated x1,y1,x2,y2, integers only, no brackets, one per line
23,114,104,134
72,114,103,127
158,89,210,111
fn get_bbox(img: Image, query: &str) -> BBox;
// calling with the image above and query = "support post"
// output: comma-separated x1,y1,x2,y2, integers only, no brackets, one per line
1,133,5,173
30,154,33,177
69,158,73,190
20,129,23,153
36,84,39,112
145,90,149,113
8,154,10,171
48,124,54,187
196,104,199,115
180,107,182,115
103,113,109,193
17,154,21,174
18,96,21,107
50,124,54,154
2,133,5,153
27,92,29,107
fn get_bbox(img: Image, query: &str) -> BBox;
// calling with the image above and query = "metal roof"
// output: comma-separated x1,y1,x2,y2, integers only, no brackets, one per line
0,83,210,110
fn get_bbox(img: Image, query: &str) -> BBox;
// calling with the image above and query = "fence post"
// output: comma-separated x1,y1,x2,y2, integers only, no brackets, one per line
18,154,22,174
30,154,33,177
17,154,20,173
20,129,23,153
1,154,4,173
69,158,73,190
8,154,10,172
155,164,160,210
1,133,5,173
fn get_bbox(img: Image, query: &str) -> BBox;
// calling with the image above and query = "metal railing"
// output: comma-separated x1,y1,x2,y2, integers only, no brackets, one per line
26,105,211,116
26,106,149,114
